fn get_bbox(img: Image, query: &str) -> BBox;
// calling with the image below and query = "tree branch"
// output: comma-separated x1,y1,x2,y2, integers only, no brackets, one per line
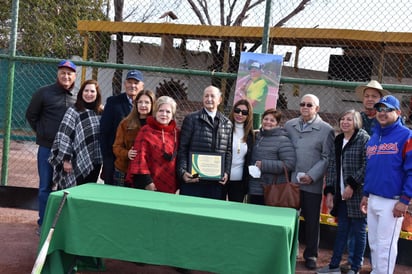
233,0,266,26
274,0,311,27
248,0,311,51
187,0,206,25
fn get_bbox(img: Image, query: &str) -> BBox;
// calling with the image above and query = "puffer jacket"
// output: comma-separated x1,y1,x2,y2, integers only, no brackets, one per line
176,108,233,180
248,127,296,195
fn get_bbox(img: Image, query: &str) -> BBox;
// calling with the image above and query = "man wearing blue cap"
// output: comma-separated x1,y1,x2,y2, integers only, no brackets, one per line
100,70,144,185
360,95,412,274
26,60,77,234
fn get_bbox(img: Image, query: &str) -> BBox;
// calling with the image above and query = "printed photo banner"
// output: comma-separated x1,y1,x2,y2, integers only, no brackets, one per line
234,52,283,114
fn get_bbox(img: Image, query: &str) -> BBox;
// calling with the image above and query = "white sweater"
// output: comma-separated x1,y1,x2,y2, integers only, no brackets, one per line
230,123,247,181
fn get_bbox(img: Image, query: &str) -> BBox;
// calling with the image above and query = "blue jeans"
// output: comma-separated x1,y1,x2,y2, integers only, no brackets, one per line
37,146,53,226
347,225,364,266
347,227,365,266
330,201,367,272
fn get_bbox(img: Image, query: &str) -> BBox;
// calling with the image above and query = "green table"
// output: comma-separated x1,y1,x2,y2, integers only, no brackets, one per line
39,183,299,274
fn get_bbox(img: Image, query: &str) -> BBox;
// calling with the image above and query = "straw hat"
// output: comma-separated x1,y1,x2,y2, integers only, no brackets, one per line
355,80,389,99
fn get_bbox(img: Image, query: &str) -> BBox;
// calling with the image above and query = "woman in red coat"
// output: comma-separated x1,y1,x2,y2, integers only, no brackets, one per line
127,96,179,193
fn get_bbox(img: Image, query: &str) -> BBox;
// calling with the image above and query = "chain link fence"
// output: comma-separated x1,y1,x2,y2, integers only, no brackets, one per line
1,0,412,189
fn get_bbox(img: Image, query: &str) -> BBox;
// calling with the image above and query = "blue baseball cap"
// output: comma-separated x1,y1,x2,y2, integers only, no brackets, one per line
126,70,144,82
374,95,400,110
58,60,76,72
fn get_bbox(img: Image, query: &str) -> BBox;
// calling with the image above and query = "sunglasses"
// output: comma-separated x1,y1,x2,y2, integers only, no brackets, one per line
299,102,314,108
376,106,395,113
234,108,249,115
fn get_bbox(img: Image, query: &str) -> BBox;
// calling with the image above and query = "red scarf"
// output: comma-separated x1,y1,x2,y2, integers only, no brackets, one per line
364,109,376,118
146,116,176,132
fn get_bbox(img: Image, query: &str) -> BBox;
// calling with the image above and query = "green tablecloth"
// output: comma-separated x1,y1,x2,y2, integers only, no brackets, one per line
39,183,299,274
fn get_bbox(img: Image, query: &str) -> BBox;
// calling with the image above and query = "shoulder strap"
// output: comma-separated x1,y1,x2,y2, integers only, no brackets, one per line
282,163,290,182
272,163,290,183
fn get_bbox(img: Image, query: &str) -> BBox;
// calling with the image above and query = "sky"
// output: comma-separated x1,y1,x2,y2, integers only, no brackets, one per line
285,0,412,32
109,0,412,72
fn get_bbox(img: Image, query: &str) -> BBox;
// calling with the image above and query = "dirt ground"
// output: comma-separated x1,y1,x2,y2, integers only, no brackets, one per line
1,208,412,274
1,141,412,273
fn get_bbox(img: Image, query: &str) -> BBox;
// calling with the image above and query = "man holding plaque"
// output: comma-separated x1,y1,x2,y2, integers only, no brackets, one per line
177,85,233,199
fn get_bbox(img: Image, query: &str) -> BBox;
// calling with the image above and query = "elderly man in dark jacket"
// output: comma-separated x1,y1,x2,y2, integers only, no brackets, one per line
177,85,233,200
25,60,77,233
99,70,144,185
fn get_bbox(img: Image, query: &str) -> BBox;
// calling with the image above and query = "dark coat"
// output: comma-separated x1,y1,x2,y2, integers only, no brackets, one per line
25,82,76,148
176,108,233,181
325,128,370,218
100,93,132,159
248,127,296,196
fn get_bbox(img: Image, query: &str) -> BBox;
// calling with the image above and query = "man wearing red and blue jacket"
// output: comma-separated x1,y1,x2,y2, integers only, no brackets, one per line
360,95,412,274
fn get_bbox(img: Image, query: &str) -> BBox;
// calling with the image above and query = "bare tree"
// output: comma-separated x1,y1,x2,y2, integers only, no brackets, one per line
111,0,181,95
250,0,312,52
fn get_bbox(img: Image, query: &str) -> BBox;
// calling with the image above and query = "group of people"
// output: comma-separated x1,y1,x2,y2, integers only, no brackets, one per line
25,62,180,227
317,80,412,274
26,60,412,274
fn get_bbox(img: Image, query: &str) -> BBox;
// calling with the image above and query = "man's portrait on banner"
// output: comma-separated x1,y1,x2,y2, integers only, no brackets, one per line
234,52,283,114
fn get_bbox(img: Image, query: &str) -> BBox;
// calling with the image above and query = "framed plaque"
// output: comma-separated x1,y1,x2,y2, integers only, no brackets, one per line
189,152,224,181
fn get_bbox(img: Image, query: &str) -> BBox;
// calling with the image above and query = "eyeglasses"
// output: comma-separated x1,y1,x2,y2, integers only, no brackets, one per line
299,102,314,108
234,108,249,115
376,106,395,113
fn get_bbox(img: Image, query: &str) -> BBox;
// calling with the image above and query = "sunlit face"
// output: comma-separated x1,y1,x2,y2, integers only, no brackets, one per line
136,94,152,118
375,104,400,127
339,113,355,135
233,104,249,124
300,96,319,122
124,78,144,100
57,68,76,90
363,88,382,110
156,103,173,125
262,113,278,130
203,87,221,112
82,84,97,103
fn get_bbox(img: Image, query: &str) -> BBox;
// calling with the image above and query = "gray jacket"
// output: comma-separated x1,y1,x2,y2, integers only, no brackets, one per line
284,114,334,194
248,127,296,195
